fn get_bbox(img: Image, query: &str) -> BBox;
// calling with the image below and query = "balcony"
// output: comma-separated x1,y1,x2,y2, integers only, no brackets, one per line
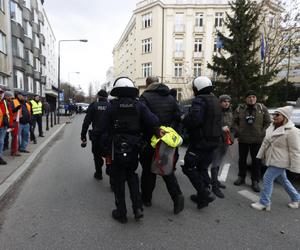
193,51,203,58
173,51,184,59
174,24,185,33
194,26,204,33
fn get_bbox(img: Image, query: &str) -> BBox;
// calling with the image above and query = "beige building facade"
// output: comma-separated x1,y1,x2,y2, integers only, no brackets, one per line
113,0,230,100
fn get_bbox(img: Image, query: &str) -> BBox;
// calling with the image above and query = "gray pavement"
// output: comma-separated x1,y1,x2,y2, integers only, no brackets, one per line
0,115,72,201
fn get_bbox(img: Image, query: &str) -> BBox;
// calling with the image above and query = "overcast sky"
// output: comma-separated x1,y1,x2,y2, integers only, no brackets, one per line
44,0,138,93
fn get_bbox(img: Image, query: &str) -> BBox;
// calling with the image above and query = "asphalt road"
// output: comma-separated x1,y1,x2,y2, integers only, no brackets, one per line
0,115,300,250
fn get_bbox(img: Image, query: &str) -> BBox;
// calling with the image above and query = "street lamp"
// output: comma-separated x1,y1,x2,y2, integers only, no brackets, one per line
68,71,80,102
57,39,88,124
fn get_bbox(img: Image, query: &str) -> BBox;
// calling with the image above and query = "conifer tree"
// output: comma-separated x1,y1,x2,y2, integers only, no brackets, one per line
208,0,273,103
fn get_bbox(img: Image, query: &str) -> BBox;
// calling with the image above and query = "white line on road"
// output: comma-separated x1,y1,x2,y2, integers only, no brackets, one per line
218,163,230,182
238,190,260,202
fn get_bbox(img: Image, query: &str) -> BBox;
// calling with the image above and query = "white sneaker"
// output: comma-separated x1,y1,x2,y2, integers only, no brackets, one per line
288,201,299,209
251,202,271,211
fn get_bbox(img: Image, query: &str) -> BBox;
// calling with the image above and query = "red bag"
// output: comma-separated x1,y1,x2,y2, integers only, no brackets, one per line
225,130,233,145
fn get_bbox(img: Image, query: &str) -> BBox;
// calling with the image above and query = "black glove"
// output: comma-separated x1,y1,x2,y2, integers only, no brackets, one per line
81,136,87,148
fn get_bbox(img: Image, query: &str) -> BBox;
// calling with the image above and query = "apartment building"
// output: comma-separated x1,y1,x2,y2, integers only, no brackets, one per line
113,0,230,100
0,0,13,89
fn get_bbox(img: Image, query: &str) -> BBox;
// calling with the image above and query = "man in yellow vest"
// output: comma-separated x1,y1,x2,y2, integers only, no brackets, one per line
30,95,44,144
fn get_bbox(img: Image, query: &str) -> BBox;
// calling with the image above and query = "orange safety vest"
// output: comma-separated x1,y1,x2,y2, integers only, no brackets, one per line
12,99,31,121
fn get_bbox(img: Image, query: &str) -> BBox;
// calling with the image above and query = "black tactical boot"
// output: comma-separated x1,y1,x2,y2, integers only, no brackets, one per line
234,177,245,186
134,208,144,221
173,194,184,215
218,181,226,189
94,171,103,180
251,181,260,193
112,209,128,224
212,186,225,199
211,167,224,198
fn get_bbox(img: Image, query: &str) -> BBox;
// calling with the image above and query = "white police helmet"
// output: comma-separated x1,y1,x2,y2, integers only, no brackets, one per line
192,76,213,92
110,77,139,97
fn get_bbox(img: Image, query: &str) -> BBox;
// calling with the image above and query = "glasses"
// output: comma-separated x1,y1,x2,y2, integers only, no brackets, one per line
272,113,281,117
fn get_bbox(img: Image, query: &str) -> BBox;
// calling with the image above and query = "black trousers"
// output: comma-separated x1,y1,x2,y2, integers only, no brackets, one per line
31,114,43,140
111,155,142,216
181,147,213,200
91,134,104,174
238,142,261,182
140,144,182,203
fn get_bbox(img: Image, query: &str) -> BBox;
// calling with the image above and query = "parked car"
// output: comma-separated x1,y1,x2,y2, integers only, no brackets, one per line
76,103,89,113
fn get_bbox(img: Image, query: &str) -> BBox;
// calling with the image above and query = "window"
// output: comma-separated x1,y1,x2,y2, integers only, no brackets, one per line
10,2,23,26
195,13,203,27
0,75,8,86
35,58,40,72
215,12,223,27
0,0,4,12
25,49,33,66
12,37,24,58
175,39,183,52
34,34,39,48
142,38,152,53
142,63,152,77
35,81,40,94
194,38,202,52
24,21,32,38
27,76,34,92
0,32,6,53
33,10,38,24
175,13,184,31
194,63,201,77
142,12,152,28
24,0,31,9
174,63,183,77
15,70,24,89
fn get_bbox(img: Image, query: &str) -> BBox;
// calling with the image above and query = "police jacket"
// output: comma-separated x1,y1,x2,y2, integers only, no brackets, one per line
183,94,222,149
140,83,181,128
81,98,109,139
233,103,271,144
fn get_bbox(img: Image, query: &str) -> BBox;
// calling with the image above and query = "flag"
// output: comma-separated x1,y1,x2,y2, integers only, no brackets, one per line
260,33,265,61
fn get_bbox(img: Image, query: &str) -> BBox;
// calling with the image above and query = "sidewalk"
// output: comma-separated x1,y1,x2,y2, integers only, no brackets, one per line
0,115,73,201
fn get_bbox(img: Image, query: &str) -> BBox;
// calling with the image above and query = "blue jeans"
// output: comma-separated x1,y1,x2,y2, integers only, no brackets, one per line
0,127,7,158
19,123,30,151
260,166,300,205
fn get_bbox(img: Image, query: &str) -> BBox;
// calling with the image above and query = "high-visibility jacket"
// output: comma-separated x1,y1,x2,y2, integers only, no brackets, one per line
0,101,7,127
12,99,31,121
30,100,42,115
151,126,183,148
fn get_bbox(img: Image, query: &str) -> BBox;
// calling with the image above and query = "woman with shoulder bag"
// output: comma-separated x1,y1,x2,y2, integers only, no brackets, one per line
251,106,300,211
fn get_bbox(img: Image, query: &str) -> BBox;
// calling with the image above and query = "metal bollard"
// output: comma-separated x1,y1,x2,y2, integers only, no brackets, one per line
46,115,49,131
54,111,57,125
50,112,53,128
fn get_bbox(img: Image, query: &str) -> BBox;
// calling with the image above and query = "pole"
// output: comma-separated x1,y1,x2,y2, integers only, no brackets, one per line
57,41,61,124
286,39,292,102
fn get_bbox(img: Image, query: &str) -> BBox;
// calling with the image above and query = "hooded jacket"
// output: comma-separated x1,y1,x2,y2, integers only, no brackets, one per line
140,83,181,128
257,120,300,173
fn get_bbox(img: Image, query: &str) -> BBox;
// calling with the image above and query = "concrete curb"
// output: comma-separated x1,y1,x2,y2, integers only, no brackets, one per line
0,123,66,201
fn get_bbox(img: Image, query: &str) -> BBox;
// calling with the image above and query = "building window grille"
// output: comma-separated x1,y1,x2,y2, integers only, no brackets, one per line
174,63,183,77
142,12,152,28
215,12,223,27
194,39,202,52
195,13,203,27
142,38,152,53
142,63,152,77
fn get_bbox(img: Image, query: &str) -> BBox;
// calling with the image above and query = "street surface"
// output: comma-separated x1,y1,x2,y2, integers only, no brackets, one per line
0,115,300,250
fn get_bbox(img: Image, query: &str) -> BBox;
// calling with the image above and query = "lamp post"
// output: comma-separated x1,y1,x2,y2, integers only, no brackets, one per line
57,39,87,124
68,71,80,102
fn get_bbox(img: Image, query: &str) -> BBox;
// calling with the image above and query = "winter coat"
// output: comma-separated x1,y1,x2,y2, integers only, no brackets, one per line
233,103,271,144
257,120,300,173
221,107,234,143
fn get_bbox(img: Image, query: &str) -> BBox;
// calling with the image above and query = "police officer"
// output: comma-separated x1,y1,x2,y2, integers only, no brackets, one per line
81,90,109,180
106,77,159,223
181,76,222,209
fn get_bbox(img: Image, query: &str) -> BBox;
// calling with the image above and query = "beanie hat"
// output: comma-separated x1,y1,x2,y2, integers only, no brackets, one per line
219,94,231,102
97,89,108,98
245,90,256,98
275,106,293,120
4,91,14,98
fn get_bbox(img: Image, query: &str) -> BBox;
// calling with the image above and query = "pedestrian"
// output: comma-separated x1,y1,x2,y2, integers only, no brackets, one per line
0,88,10,164
209,94,234,198
233,90,271,192
11,93,22,156
181,76,222,209
106,77,159,223
251,106,300,211
30,94,44,144
16,92,31,153
139,76,184,215
80,90,110,181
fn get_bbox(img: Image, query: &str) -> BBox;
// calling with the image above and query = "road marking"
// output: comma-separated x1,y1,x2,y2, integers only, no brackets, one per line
218,163,230,182
238,190,260,202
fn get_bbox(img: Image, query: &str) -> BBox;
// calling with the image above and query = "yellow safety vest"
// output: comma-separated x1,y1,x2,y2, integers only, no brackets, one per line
30,100,42,115
151,126,183,148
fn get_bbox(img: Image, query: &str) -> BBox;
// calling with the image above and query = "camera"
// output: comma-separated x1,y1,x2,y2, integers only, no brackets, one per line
245,115,255,125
